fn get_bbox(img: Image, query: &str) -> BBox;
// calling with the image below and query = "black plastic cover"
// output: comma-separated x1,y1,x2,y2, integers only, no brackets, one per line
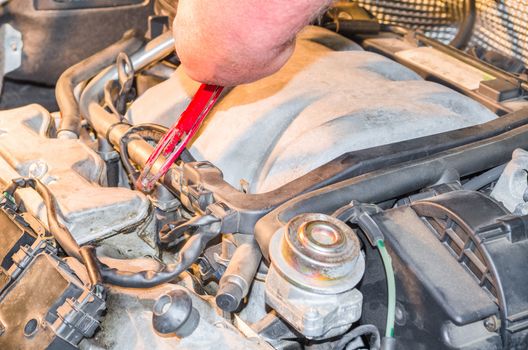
0,197,105,349
412,190,528,348
1,0,154,84
364,190,528,349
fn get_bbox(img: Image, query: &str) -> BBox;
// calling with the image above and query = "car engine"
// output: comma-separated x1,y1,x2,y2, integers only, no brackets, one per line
1,1,528,349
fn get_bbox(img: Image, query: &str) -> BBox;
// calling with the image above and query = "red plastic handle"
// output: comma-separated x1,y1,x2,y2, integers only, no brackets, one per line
136,84,224,191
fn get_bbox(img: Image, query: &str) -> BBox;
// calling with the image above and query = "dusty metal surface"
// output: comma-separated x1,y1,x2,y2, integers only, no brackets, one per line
80,283,273,350
0,104,150,243
491,148,528,214
0,23,22,93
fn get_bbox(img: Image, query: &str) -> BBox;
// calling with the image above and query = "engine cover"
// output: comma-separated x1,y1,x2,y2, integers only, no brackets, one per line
0,104,150,244
128,26,497,193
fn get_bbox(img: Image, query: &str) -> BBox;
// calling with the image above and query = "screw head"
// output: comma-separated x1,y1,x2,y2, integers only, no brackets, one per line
484,316,500,332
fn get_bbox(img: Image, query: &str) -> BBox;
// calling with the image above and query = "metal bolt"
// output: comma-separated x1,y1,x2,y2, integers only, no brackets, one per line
28,161,48,179
395,304,405,322
304,308,320,321
484,316,500,332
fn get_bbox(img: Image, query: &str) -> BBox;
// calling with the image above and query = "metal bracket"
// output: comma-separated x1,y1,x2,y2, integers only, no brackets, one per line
0,23,23,93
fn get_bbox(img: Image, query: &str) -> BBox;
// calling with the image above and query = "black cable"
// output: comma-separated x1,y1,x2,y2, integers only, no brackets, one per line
97,219,220,288
4,178,216,289
158,214,217,245
449,0,477,50
335,324,381,350
119,123,168,186
5,178,82,261
119,123,196,188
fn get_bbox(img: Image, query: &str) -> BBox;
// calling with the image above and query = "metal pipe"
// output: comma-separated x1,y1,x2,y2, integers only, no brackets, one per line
56,30,144,138
79,31,175,140
78,31,175,183
215,240,262,312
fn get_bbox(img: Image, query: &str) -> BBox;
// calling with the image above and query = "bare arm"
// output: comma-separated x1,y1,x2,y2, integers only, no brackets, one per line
173,0,332,86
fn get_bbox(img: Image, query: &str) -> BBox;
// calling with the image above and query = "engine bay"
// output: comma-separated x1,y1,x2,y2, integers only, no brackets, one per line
1,1,528,349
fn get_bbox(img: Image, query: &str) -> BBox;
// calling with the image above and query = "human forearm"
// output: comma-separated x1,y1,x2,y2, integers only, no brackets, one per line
173,0,332,86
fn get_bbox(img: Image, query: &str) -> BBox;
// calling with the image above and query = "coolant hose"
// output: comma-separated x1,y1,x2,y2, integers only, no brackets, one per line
56,31,144,138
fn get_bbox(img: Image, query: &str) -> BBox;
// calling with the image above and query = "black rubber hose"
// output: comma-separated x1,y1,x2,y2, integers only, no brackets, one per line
34,181,83,259
254,121,528,259
158,214,213,245
56,31,144,137
449,0,477,50
4,179,109,287
97,217,220,288
4,178,216,289
324,20,380,35
336,324,381,350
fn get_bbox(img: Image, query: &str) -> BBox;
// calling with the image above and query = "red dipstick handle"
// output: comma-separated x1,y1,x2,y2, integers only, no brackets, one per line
136,84,224,191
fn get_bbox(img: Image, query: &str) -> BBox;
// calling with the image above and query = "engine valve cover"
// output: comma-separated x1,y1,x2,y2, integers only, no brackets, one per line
0,104,150,243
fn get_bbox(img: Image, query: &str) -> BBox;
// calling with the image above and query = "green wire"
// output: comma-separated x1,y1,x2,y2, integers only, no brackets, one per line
377,239,396,338
2,191,14,204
